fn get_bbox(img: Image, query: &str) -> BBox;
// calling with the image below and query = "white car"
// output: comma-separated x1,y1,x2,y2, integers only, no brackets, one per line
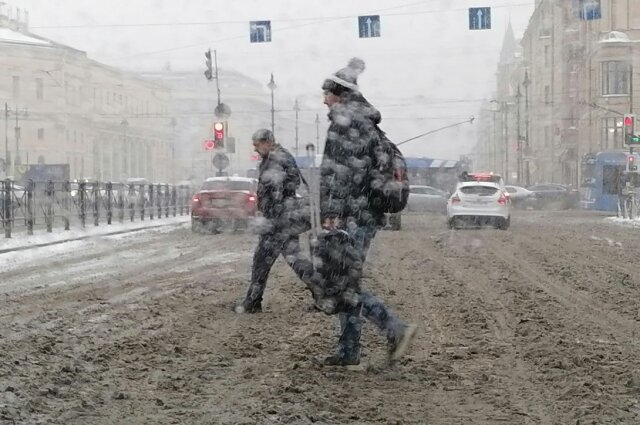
505,185,535,209
447,181,511,230
407,185,448,213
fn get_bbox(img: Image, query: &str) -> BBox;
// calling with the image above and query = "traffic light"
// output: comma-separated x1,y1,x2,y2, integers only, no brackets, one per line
204,49,213,81
627,154,638,172
213,122,225,149
624,114,640,144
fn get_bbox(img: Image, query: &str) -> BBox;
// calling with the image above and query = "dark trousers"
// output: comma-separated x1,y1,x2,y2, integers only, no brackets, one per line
244,231,317,307
336,223,404,359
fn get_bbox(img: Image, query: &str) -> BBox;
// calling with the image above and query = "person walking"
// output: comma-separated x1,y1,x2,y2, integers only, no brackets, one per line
315,58,416,365
235,129,317,313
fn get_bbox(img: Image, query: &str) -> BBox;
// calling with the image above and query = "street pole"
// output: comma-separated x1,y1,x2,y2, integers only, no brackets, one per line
503,101,509,182
293,99,300,156
4,103,8,177
214,50,221,107
267,73,276,137
121,118,128,179
516,86,522,185
523,71,531,186
170,118,177,184
14,107,26,170
315,113,320,153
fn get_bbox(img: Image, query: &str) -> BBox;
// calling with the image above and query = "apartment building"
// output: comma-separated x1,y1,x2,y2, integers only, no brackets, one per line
0,14,173,182
478,0,640,186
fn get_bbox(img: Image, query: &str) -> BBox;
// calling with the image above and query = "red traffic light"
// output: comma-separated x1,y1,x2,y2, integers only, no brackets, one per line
213,122,224,140
629,155,636,162
204,140,215,151
625,116,634,127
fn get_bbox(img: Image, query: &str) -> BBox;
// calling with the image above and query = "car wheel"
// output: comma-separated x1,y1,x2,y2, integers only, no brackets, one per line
448,217,457,229
232,219,248,233
496,217,510,230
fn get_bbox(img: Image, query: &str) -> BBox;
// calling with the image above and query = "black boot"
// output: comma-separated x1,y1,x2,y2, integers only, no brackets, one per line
322,353,360,366
233,299,263,314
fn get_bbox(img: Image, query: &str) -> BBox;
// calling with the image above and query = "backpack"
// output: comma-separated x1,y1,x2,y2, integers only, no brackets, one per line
368,127,409,214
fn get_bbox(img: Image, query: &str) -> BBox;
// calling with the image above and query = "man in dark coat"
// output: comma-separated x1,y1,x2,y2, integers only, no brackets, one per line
317,58,416,365
235,129,317,313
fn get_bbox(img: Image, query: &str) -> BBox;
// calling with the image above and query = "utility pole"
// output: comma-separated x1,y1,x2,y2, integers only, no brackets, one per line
13,107,27,171
516,85,523,185
267,73,276,137
121,118,129,179
315,113,320,153
523,70,531,186
4,103,8,177
170,117,177,184
503,101,509,182
293,99,300,156
214,50,221,107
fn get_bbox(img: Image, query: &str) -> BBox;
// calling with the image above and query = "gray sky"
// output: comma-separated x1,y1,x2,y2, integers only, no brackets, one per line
16,0,535,159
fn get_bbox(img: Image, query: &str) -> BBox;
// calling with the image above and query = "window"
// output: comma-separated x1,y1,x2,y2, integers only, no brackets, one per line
37,128,44,140
36,78,43,100
544,86,550,104
602,117,624,149
602,165,623,195
201,180,252,191
544,126,551,147
12,76,20,99
544,46,550,67
602,61,631,95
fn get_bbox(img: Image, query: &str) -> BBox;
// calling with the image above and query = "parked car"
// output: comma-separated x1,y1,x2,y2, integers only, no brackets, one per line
460,172,506,190
191,176,258,233
406,185,448,213
527,183,580,210
447,180,511,230
505,185,535,209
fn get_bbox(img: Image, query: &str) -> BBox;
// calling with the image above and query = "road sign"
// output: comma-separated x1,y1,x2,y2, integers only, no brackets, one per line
204,140,215,151
579,0,601,20
250,21,271,43
212,153,230,170
469,7,491,30
358,15,381,38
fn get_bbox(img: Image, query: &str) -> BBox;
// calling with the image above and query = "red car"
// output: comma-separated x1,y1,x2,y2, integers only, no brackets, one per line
191,177,258,232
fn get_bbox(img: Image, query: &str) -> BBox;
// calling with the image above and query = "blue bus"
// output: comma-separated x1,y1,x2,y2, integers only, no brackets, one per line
581,151,627,212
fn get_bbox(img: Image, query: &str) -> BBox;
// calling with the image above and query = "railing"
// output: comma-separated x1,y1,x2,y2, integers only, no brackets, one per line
0,179,193,238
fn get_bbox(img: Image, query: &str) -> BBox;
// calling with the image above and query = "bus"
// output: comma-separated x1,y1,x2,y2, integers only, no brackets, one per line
580,151,627,212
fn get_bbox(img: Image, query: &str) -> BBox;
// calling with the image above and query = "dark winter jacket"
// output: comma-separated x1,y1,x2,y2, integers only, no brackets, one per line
319,92,385,227
257,144,301,222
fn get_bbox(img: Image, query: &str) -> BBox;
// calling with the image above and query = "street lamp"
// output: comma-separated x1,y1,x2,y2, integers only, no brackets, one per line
267,73,276,137
315,113,320,154
293,99,300,156
11,106,28,174
170,117,177,184
121,118,129,179
522,70,531,185
3,102,9,177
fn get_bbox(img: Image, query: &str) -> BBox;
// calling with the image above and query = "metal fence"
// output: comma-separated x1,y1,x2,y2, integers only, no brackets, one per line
0,179,193,238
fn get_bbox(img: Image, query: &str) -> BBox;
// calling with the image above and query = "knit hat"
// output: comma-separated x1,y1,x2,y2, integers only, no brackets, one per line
322,58,366,96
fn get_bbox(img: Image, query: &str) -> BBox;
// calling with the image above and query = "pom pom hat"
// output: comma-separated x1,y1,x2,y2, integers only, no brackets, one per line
322,58,366,96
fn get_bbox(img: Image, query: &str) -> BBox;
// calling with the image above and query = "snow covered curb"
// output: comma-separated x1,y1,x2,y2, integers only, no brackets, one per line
0,216,190,254
603,216,640,227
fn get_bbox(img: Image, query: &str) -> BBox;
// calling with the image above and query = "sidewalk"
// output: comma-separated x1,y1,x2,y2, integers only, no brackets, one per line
0,215,190,254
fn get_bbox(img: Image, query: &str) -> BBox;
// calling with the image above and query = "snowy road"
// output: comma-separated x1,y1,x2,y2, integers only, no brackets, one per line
1,210,640,424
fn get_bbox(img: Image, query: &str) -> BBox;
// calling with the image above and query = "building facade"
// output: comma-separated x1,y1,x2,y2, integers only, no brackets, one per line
0,14,173,182
478,0,640,187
